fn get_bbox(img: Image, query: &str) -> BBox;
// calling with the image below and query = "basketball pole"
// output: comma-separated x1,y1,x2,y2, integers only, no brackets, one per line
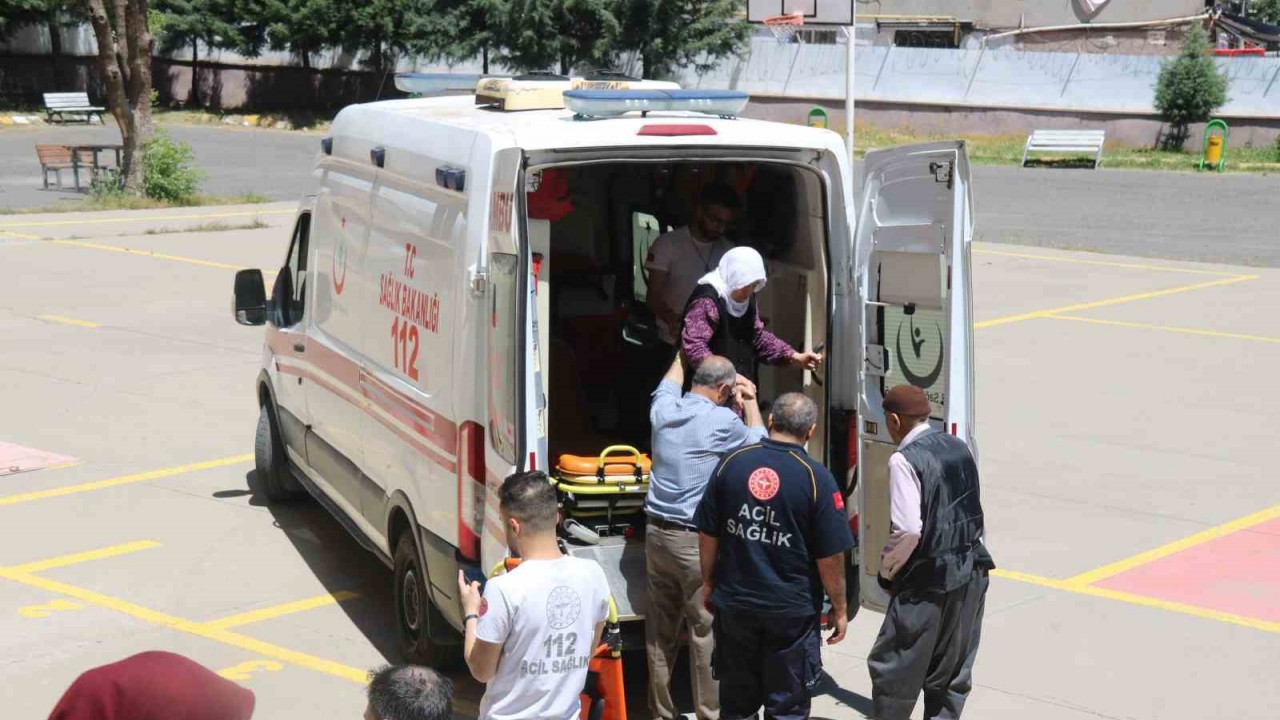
844,6,855,163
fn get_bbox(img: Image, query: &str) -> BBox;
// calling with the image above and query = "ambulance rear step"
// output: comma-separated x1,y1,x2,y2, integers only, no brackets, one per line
566,537,648,622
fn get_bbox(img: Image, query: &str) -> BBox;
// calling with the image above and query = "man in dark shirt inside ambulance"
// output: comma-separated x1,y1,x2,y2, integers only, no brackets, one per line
694,392,854,720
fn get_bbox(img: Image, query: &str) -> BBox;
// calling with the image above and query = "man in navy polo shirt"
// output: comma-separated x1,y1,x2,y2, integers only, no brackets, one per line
694,392,854,720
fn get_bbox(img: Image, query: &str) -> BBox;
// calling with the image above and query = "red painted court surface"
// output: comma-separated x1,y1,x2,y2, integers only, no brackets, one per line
1097,517,1280,622
0,441,76,476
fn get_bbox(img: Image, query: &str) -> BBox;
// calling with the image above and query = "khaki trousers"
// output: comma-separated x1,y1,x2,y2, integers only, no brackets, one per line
646,523,719,720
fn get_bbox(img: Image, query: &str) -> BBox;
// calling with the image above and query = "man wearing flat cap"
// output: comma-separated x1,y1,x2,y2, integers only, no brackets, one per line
867,384,994,720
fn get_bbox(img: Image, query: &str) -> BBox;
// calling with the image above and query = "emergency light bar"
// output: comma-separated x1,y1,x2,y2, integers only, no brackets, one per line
475,76,681,111
563,89,749,119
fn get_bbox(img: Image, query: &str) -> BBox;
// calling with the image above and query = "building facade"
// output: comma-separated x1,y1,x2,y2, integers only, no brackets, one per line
854,0,1209,54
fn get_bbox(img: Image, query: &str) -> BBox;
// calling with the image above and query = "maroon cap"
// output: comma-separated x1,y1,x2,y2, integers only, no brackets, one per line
882,385,931,417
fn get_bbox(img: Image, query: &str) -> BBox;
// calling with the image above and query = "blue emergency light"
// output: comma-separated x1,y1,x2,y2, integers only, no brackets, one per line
563,89,750,120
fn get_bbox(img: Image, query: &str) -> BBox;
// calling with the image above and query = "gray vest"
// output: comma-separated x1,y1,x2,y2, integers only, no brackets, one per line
893,430,995,595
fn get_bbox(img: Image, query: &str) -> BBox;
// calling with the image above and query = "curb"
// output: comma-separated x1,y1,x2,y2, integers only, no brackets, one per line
0,114,45,126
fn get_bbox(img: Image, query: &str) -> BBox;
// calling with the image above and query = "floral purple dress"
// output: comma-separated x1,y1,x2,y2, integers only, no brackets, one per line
682,297,795,372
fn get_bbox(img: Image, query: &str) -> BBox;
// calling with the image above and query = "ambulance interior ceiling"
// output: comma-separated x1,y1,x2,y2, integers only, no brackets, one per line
535,160,830,459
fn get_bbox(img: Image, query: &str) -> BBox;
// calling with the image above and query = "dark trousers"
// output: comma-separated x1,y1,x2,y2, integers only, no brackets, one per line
712,611,821,720
867,571,989,720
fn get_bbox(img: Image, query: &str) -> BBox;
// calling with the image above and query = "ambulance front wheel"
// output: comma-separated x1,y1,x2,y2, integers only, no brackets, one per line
254,404,305,503
394,534,462,669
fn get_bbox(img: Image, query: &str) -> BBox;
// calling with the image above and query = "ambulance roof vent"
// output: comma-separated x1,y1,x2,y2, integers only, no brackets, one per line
475,75,682,112
563,89,749,120
394,72,483,95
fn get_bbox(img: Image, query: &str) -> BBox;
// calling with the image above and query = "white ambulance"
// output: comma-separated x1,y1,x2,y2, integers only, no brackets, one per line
232,75,976,665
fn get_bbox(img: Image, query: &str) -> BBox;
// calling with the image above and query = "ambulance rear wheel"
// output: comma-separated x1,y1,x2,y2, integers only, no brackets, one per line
394,533,461,669
254,404,305,503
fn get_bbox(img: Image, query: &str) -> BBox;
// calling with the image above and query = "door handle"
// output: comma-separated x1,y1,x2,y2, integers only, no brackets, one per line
293,343,306,353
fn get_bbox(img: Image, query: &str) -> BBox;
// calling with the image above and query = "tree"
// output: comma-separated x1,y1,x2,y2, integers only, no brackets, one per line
151,0,244,106
409,0,501,73
494,0,620,74
0,0,55,32
616,0,749,79
1230,0,1280,24
339,0,425,83
242,0,341,69
85,0,154,193
1154,22,1229,150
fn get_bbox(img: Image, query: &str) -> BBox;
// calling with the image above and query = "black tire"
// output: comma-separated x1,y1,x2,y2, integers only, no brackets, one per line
393,533,461,669
254,404,305,503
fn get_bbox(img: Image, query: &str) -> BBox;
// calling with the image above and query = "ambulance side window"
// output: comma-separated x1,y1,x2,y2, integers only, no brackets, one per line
488,252,519,463
283,214,311,326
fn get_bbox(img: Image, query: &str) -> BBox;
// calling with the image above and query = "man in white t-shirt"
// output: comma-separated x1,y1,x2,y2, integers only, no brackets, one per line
458,471,612,720
645,183,739,346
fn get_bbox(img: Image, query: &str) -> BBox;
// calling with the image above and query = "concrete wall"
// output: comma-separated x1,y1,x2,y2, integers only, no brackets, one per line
0,53,396,110
852,0,1205,26
746,96,1280,148
668,39,1280,119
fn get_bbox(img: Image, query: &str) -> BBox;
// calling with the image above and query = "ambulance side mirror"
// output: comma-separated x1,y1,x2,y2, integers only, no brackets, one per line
233,269,268,326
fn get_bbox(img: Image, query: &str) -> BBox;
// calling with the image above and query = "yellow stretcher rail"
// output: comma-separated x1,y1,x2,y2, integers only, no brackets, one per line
487,560,620,624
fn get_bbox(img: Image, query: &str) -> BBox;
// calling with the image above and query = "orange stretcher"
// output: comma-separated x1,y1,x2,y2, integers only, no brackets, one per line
552,446,651,525
555,445,652,484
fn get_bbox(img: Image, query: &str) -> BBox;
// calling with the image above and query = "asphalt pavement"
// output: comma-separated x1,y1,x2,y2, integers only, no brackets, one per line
1,204,1278,719
1,121,1277,266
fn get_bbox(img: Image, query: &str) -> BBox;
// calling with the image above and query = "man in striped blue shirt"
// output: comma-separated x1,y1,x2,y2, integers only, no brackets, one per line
645,353,766,720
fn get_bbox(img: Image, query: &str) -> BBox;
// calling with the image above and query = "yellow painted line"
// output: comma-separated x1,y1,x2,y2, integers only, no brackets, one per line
42,461,83,472
1050,315,1280,344
0,454,252,506
218,659,285,681
0,208,292,230
990,568,1069,590
0,229,40,239
972,248,1242,277
0,567,368,683
992,569,1280,635
1077,583,1280,634
48,239,246,271
19,598,83,618
206,591,360,630
1063,504,1280,588
975,274,1257,329
5,540,162,574
37,314,102,328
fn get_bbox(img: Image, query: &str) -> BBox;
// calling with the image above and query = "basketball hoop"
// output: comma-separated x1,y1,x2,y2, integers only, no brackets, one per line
763,12,805,44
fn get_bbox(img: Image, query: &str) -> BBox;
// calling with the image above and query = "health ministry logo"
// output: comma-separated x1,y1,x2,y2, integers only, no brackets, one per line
894,315,943,387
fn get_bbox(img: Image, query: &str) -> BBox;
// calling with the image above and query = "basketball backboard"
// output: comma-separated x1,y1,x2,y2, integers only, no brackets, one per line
747,0,853,25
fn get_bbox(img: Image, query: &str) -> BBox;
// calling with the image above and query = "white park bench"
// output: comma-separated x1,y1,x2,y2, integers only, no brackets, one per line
1021,129,1107,169
43,92,106,124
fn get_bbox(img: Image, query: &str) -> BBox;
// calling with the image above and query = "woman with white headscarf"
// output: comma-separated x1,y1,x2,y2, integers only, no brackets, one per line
681,246,823,385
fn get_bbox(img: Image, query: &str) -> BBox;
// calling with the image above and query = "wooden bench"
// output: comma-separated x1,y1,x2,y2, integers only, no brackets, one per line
35,144,95,189
43,92,106,124
1021,129,1107,169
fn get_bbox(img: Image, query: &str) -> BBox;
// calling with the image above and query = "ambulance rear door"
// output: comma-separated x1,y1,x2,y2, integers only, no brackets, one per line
474,146,532,573
853,141,975,611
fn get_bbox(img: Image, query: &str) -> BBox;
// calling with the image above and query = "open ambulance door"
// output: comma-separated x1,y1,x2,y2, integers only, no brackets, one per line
854,142,975,612
475,146,528,573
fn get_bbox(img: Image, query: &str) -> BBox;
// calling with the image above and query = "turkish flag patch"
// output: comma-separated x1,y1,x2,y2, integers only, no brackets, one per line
478,598,489,617
832,491,845,510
